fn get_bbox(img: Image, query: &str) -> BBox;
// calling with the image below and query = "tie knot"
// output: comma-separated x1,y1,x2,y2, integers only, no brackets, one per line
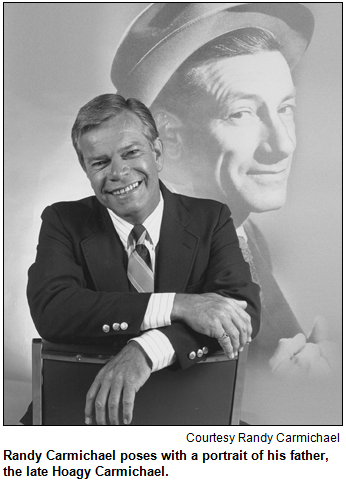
131,225,146,244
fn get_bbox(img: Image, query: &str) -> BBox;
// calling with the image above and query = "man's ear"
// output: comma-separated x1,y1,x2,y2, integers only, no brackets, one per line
152,137,164,172
154,110,184,160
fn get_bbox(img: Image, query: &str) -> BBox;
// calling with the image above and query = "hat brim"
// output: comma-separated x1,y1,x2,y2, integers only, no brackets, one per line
111,3,314,106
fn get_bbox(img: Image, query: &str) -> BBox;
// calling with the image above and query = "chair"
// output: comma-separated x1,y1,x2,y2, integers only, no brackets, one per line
32,338,248,425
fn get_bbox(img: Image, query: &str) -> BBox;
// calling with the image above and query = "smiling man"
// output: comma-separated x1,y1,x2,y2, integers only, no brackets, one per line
26,94,260,425
78,111,162,224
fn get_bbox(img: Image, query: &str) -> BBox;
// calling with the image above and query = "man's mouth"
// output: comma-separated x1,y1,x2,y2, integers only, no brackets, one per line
247,168,287,176
107,181,141,196
247,161,291,177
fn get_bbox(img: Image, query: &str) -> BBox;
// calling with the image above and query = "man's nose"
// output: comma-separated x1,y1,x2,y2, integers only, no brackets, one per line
107,157,129,180
257,115,296,162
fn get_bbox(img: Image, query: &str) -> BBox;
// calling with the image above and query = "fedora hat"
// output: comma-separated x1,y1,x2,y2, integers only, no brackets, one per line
111,3,314,106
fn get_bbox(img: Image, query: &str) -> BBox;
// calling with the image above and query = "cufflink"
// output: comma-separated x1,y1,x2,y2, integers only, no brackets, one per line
102,324,110,333
120,322,128,331
202,346,209,355
188,351,196,360
112,323,120,331
197,349,203,358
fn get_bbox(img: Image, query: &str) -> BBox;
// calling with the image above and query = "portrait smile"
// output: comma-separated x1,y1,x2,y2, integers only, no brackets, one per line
171,51,296,219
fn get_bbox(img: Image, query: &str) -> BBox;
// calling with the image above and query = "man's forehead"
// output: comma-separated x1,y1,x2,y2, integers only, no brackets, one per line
82,112,147,147
104,111,144,136
193,51,294,100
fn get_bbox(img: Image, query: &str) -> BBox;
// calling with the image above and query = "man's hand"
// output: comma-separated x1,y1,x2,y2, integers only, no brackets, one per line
269,316,340,377
85,342,151,425
172,293,251,358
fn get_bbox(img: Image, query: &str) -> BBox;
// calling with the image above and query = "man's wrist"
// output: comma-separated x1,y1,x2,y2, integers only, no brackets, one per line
127,340,153,370
171,293,195,321
131,331,176,372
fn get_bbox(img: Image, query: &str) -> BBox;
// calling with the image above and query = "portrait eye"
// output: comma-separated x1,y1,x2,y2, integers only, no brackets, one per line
226,109,256,124
279,104,296,119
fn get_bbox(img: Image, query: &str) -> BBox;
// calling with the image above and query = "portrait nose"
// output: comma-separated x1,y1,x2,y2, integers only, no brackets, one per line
258,115,296,163
107,156,129,180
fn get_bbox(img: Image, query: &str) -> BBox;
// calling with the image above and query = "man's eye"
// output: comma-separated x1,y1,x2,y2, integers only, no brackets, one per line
92,160,108,168
279,104,296,118
226,110,255,124
231,111,250,118
127,149,140,156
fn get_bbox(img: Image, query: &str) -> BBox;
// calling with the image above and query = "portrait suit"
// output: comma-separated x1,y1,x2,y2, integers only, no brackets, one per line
27,182,261,370
244,220,302,364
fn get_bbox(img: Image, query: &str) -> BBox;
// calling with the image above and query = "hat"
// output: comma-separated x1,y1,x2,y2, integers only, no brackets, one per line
111,3,314,106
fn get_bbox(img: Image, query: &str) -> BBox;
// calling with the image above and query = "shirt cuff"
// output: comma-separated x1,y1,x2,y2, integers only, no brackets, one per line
141,293,175,330
130,330,176,372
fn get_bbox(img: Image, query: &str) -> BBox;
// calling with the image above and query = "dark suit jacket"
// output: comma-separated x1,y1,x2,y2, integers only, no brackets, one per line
27,183,260,370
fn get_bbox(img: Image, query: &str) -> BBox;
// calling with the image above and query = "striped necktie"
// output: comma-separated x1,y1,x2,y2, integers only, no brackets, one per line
127,225,154,292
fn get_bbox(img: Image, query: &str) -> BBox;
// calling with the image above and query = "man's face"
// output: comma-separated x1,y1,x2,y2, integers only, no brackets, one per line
176,51,296,224
80,111,163,225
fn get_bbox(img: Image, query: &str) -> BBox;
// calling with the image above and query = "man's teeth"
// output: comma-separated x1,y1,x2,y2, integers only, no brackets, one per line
112,182,139,195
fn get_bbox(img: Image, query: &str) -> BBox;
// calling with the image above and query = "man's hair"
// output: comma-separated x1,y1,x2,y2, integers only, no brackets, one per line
152,27,282,114
72,93,159,168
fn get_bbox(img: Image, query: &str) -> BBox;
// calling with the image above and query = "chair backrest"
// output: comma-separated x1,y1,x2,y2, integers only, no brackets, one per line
32,338,248,425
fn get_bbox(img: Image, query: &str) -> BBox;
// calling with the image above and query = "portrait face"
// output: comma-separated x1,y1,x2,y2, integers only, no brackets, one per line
80,111,163,224
175,51,296,225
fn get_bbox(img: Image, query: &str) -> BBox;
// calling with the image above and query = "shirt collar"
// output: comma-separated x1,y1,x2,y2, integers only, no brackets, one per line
107,192,164,248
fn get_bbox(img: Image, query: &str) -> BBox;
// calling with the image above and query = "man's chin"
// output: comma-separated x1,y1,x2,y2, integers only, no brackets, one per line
248,193,287,214
226,188,287,217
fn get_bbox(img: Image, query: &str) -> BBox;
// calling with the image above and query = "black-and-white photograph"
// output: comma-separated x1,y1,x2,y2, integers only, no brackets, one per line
4,3,342,426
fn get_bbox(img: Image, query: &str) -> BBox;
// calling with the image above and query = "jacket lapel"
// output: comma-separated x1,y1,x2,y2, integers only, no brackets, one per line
155,184,199,292
81,202,130,292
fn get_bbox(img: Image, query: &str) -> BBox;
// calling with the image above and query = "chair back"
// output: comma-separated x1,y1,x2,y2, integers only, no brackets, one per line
32,338,248,425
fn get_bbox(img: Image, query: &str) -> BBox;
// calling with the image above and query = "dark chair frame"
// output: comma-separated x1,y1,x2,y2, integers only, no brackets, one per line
32,338,248,425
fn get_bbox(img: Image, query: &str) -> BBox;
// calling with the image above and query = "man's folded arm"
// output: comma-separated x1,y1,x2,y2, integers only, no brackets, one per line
27,205,153,341
27,206,216,356
155,203,261,369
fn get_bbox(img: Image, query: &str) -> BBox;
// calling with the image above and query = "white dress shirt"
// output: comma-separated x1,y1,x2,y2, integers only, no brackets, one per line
107,193,176,371
236,224,248,241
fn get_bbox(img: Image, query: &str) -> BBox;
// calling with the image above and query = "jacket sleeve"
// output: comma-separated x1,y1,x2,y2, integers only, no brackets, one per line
157,203,261,370
27,205,151,344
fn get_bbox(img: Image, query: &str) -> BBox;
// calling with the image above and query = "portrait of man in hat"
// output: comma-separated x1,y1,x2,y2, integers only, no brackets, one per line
4,3,341,426
110,3,342,424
